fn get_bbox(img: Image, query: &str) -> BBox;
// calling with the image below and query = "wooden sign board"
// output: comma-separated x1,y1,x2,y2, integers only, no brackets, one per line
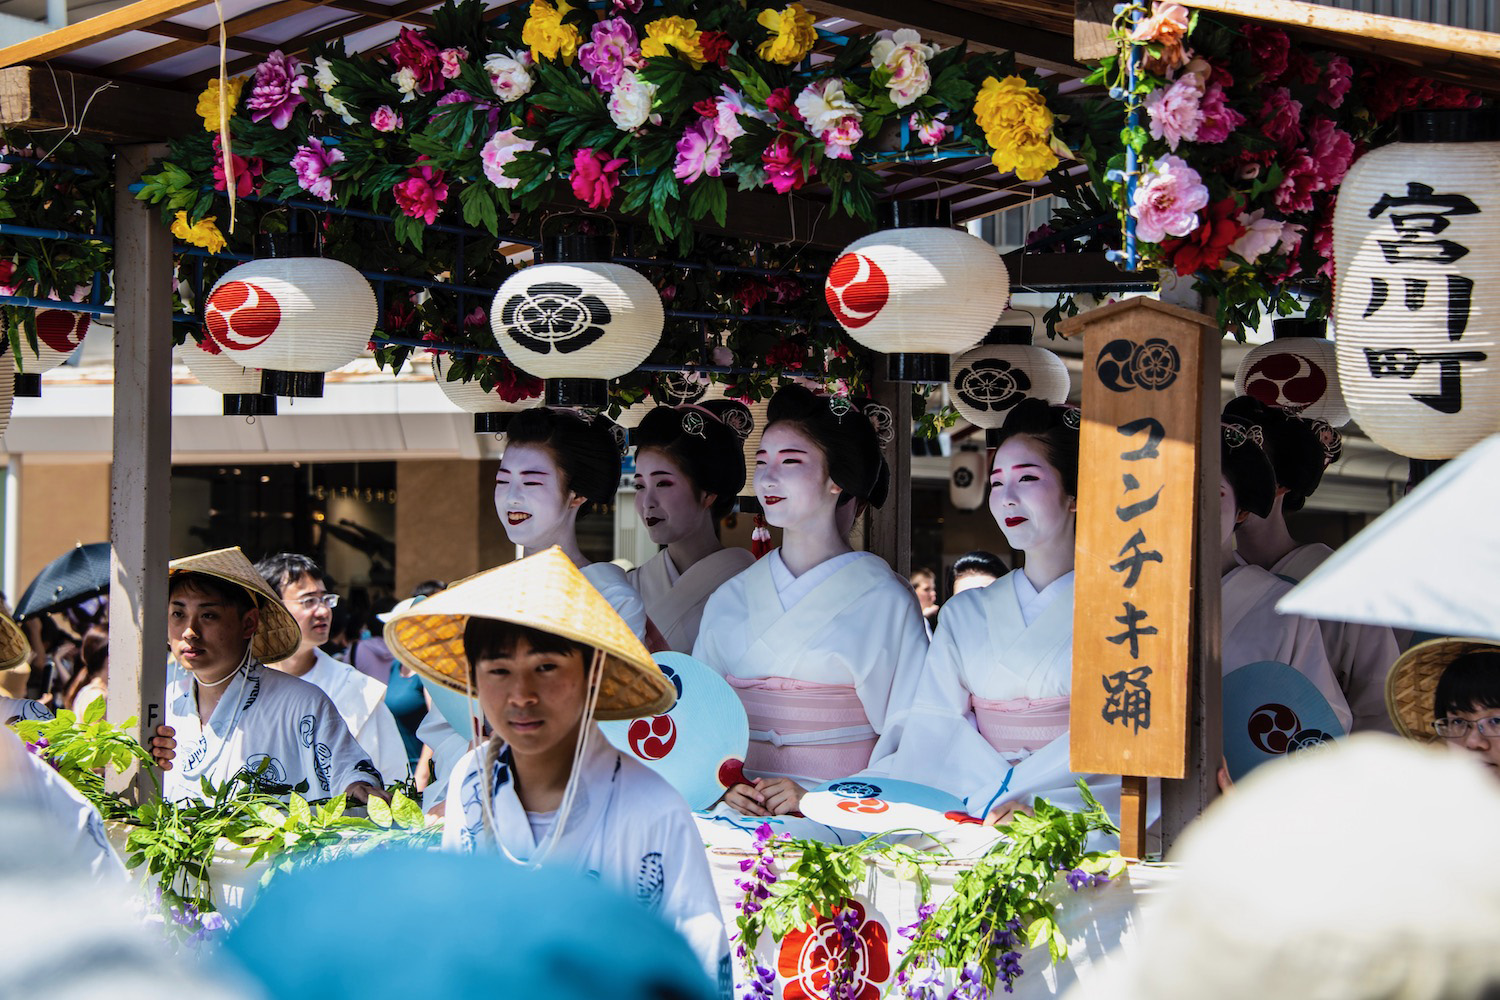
1065,299,1216,779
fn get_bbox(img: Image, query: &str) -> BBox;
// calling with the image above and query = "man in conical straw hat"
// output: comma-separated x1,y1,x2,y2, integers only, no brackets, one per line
385,546,730,986
163,547,387,805
1388,637,1500,780
0,597,49,725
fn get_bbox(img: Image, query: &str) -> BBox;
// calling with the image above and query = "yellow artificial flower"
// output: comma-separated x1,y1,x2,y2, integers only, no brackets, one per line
521,0,580,64
171,211,227,254
641,15,706,68
756,3,816,65
195,76,247,132
985,125,1060,182
974,75,1058,181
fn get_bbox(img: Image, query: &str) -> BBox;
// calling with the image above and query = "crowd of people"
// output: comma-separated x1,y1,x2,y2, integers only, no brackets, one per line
3,383,1498,999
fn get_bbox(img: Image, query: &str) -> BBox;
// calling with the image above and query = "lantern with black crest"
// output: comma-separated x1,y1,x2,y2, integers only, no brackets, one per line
12,304,89,398
825,201,1009,384
1234,317,1348,427
182,340,278,416
948,320,1070,445
200,232,378,399
490,234,663,411
431,352,543,434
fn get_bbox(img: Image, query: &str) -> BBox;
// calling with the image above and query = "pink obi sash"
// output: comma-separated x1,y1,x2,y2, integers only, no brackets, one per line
970,695,1070,760
725,676,878,781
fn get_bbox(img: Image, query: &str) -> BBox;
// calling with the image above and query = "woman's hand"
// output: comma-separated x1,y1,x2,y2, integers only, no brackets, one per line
756,777,806,816
722,782,769,816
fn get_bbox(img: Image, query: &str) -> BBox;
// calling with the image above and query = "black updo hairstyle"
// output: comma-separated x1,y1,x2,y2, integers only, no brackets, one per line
1222,396,1332,513
632,400,751,522
503,407,621,516
763,383,886,508
989,398,1081,498
1220,421,1277,519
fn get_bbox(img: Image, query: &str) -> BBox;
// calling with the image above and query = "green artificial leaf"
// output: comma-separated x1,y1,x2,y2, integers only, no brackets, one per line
366,796,394,828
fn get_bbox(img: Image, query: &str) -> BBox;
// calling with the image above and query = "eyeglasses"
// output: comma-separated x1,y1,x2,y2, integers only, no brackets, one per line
291,594,340,611
1433,716,1500,739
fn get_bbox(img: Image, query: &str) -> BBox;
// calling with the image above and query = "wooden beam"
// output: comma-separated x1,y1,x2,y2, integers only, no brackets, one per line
805,0,1081,76
1002,250,1157,292
0,0,213,68
1073,0,1116,62
0,64,198,141
95,0,336,77
137,19,280,57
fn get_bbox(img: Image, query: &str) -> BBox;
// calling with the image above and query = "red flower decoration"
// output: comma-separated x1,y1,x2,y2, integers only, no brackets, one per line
1161,197,1245,277
699,30,732,67
775,899,890,1000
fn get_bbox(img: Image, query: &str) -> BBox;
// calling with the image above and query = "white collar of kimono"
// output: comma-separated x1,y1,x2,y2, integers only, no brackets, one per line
767,549,867,610
1013,569,1074,628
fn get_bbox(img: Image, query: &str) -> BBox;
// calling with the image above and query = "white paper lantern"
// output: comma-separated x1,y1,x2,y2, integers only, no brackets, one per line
1234,318,1349,427
948,323,1070,435
949,445,987,511
202,237,377,399
491,235,663,410
431,353,542,433
825,204,1009,383
13,307,89,397
0,347,15,445
182,341,277,416
1333,109,1500,459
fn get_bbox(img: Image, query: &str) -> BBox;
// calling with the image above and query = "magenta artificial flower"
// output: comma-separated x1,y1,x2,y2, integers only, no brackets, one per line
370,105,403,132
1195,82,1244,144
1320,55,1354,109
761,135,814,195
1273,153,1319,213
611,0,642,10
388,28,444,94
1242,24,1290,82
247,51,308,130
1259,87,1304,150
911,111,951,146
1129,153,1209,244
291,138,343,201
393,160,449,223
211,135,263,197
1311,209,1336,280
673,118,729,183
1307,118,1355,190
577,17,639,93
570,147,628,209
1144,73,1203,151
823,115,862,160
439,47,467,80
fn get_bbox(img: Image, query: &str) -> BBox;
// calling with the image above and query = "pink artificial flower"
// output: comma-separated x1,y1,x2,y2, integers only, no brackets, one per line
823,115,862,159
211,135,263,197
1311,209,1335,280
247,51,308,130
570,147,628,209
673,118,729,183
911,111,950,146
1144,72,1204,151
370,105,403,132
578,17,639,93
1195,82,1244,144
1274,153,1320,214
1129,153,1209,244
765,87,794,115
1228,209,1287,264
1307,118,1355,191
1258,87,1304,150
439,47,467,80
761,135,814,194
1286,49,1321,86
481,128,537,190
388,28,444,94
1320,55,1354,109
1130,2,1191,75
393,160,449,223
291,138,343,201
1242,24,1290,82
611,0,642,11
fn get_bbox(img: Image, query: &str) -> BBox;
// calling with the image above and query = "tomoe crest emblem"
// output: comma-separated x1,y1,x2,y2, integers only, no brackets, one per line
499,281,612,355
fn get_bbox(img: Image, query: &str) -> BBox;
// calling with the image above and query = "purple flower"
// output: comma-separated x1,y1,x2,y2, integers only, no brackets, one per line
291,137,343,202
742,962,776,1000
1130,153,1208,244
611,0,642,9
1274,153,1320,213
1320,55,1354,108
673,118,730,183
247,50,308,129
577,17,639,93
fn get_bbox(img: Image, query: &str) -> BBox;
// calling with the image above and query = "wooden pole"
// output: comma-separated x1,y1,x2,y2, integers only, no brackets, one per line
1120,774,1148,860
866,372,912,578
106,143,173,803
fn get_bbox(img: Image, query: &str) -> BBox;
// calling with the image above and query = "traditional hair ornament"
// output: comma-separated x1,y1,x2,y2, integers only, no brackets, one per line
604,420,629,458
1060,405,1083,431
1223,422,1252,450
680,409,707,440
827,394,856,422
1309,418,1344,467
750,514,773,559
719,405,753,443
862,402,896,448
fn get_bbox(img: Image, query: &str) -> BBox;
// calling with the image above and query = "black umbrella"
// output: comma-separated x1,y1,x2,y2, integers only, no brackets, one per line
15,542,111,620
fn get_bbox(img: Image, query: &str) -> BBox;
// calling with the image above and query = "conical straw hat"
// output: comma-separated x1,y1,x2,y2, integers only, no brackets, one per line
0,597,29,671
1387,637,1500,742
384,547,673,721
168,547,302,664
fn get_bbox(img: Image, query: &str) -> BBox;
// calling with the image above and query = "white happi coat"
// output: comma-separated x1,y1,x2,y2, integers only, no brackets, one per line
442,724,731,987
164,660,383,803
1224,561,1353,733
1,696,52,724
305,647,410,783
868,570,1077,809
1272,543,1399,734
627,547,755,653
691,550,930,781
1,727,124,880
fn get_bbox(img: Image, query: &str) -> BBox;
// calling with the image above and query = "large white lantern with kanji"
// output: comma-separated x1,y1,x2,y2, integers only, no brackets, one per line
825,202,1009,383
14,306,89,397
431,352,542,433
182,340,277,415
948,322,1070,441
1234,317,1349,427
202,234,377,399
1333,109,1500,459
491,234,663,410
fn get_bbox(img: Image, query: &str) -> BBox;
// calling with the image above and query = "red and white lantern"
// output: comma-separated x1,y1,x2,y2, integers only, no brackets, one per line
182,340,277,416
1234,318,1349,427
826,202,1009,383
948,323,1070,437
13,307,89,397
492,235,663,410
202,234,377,398
432,353,542,433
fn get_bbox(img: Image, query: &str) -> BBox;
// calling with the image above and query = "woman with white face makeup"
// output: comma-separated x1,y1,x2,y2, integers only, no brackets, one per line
625,401,755,653
692,383,928,818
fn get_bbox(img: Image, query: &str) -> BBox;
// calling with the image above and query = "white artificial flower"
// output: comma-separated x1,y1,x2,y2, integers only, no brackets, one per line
871,29,936,108
1229,209,1286,264
483,50,534,103
393,67,419,103
481,128,538,190
607,71,656,131
313,56,339,93
794,78,858,136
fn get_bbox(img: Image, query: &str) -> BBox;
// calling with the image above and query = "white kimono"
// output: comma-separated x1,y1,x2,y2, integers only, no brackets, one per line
164,661,383,803
627,547,755,653
692,549,929,784
0,727,124,880
1,696,52,724
581,562,647,639
1223,562,1353,733
442,724,730,988
868,571,1078,810
1272,543,1399,734
304,647,409,783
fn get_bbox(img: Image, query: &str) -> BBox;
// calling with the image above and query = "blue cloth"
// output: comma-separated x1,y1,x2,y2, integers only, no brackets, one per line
384,661,426,768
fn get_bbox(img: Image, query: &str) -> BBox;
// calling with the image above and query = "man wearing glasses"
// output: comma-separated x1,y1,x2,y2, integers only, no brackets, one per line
1388,637,1500,779
257,553,410,784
